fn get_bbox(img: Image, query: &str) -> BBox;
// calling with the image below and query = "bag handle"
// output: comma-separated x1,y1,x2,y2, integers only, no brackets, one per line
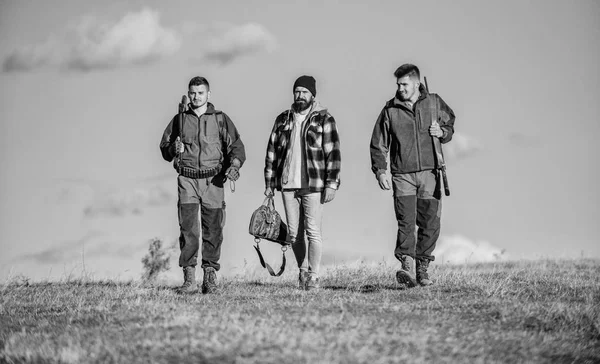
253,240,286,277
262,195,276,210
262,195,277,224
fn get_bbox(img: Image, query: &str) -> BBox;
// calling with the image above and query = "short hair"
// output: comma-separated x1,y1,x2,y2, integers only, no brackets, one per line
394,64,420,80
188,76,210,89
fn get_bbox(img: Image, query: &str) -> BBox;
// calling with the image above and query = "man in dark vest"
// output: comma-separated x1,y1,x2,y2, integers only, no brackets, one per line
370,64,455,287
160,76,246,294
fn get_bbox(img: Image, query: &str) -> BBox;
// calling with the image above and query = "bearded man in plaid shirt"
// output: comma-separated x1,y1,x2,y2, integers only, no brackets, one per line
264,75,341,291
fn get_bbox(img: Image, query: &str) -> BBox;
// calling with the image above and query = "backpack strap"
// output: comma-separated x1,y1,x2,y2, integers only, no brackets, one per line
215,111,225,131
213,111,226,142
213,111,237,192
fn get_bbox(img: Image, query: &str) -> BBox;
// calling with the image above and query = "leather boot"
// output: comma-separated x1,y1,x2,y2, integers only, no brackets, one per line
202,267,218,294
396,255,417,288
178,266,197,293
306,274,321,291
416,259,433,286
298,270,309,290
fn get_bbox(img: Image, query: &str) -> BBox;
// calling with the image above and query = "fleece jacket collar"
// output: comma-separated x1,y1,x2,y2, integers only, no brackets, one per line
185,102,220,116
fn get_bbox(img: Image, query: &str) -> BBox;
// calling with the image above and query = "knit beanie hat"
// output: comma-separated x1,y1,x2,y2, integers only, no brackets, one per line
293,75,317,96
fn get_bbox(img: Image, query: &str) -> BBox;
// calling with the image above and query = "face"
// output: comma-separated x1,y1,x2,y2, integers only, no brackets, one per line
188,84,210,109
293,87,314,111
396,75,420,101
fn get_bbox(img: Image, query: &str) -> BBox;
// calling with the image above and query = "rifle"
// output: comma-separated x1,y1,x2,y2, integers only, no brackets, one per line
176,95,188,174
424,77,450,197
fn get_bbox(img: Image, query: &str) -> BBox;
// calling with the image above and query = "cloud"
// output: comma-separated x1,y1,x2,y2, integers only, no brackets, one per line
508,132,542,148
47,177,174,219
197,23,277,65
3,8,181,72
83,184,174,218
444,133,483,160
3,12,276,72
435,235,508,264
17,232,151,264
2,38,62,72
18,232,103,264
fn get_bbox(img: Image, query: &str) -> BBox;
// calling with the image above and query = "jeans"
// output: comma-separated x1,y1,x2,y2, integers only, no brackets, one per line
177,175,226,270
392,170,441,262
281,190,324,277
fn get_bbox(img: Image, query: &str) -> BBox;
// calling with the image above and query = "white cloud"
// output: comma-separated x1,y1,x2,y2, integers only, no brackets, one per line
83,184,174,218
17,232,155,267
2,38,62,72
3,13,276,72
435,234,508,264
508,132,542,148
199,23,277,65
18,232,104,264
3,8,182,72
443,132,482,160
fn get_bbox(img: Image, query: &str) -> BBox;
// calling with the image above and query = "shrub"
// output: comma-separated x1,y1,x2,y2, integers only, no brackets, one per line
141,238,171,281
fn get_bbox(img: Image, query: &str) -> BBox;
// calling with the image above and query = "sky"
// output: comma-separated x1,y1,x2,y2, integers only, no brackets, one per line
1,0,599,282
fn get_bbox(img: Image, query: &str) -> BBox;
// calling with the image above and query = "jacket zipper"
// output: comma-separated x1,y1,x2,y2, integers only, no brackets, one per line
197,113,203,168
414,104,422,171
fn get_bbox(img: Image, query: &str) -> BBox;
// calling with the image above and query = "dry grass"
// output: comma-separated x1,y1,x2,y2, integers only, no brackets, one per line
1,259,599,363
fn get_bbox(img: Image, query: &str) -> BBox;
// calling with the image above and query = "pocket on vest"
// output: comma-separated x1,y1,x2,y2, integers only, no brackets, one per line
200,134,223,167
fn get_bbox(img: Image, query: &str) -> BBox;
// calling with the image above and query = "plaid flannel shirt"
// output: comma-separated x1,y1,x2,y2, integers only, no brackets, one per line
264,102,341,192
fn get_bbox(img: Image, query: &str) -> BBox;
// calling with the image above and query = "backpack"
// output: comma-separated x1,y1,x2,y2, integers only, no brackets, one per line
248,195,289,276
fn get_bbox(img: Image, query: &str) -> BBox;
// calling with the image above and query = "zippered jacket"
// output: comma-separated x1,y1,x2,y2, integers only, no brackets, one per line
370,85,455,176
264,101,341,192
160,103,246,172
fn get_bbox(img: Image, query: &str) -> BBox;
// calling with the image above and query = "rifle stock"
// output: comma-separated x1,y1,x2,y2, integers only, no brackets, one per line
177,95,188,174
424,77,450,197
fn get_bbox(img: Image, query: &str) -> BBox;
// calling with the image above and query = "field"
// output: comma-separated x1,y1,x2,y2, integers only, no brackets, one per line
1,259,599,363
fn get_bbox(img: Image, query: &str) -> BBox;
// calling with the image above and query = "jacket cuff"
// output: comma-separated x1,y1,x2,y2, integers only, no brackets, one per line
265,179,276,189
325,181,339,190
169,143,177,159
230,158,242,168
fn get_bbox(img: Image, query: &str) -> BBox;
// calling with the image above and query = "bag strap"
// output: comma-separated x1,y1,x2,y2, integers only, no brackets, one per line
253,242,286,277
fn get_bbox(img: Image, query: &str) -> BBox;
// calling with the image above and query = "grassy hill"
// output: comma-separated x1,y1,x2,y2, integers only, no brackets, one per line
1,259,599,363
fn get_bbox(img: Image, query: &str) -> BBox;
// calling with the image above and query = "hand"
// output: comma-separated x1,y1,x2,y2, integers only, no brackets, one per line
322,187,336,203
225,166,240,181
429,120,444,138
264,187,274,197
378,172,391,190
174,136,184,154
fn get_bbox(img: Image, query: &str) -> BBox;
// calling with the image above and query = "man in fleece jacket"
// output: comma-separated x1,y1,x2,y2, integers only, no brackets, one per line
370,64,455,287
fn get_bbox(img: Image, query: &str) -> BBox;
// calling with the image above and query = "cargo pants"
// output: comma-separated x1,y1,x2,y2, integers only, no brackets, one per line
177,175,226,270
392,169,442,262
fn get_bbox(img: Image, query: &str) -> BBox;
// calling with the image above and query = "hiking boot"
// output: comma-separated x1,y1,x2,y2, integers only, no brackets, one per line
298,270,309,290
416,259,433,286
177,266,197,294
306,275,320,291
396,255,417,288
202,267,218,294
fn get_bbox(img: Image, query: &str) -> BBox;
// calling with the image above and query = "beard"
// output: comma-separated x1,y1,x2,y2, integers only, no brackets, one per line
396,90,410,101
293,98,312,112
190,100,205,109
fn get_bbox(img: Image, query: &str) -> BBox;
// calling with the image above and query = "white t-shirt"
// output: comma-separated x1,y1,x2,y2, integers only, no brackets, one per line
282,112,309,189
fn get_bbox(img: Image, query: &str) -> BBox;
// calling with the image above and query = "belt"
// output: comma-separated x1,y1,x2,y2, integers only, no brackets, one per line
179,165,222,179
